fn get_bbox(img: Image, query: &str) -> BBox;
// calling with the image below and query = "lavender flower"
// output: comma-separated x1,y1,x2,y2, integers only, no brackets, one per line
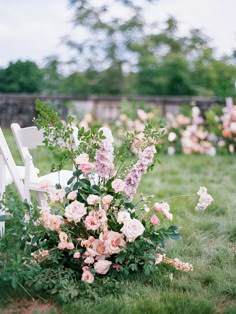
124,146,156,200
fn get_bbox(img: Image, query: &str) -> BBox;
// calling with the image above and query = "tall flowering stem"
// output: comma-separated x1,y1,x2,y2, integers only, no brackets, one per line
124,145,156,200
95,129,115,179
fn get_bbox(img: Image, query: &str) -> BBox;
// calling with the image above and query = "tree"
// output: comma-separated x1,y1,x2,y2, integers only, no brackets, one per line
133,18,196,95
0,60,43,93
41,56,63,94
65,0,158,94
192,48,236,97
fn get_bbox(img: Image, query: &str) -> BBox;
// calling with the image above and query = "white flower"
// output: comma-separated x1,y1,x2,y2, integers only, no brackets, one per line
144,204,150,213
121,218,145,242
65,201,87,223
207,147,216,156
167,146,176,156
117,211,131,224
168,132,177,142
197,187,207,196
230,122,236,133
196,186,213,211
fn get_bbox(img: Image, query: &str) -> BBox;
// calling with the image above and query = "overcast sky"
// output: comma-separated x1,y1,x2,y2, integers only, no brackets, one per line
0,0,235,68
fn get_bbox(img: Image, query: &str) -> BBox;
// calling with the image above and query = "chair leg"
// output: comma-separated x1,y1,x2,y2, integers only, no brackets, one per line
0,200,5,238
36,191,48,208
0,157,6,237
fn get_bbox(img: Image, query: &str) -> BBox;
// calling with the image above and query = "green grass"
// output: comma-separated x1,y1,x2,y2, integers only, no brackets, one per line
1,129,236,313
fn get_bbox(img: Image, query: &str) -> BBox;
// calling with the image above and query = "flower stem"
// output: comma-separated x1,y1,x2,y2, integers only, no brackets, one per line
163,195,197,202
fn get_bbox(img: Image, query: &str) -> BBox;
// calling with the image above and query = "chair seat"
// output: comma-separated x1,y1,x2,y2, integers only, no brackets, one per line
28,170,74,192
5,166,25,185
28,170,99,192
39,170,73,187
5,166,40,186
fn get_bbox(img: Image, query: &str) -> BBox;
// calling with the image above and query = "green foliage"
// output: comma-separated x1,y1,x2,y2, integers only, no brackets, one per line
0,60,43,93
35,99,105,170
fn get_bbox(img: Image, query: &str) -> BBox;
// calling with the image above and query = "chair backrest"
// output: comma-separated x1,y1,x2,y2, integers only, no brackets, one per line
11,123,44,180
11,123,44,160
0,127,25,201
12,122,80,161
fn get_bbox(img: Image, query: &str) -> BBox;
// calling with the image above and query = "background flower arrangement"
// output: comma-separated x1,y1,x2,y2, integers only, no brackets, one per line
0,100,214,303
166,106,217,156
109,98,236,156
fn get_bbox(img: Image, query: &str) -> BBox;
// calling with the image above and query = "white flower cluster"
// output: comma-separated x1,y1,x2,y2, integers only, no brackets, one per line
195,186,213,211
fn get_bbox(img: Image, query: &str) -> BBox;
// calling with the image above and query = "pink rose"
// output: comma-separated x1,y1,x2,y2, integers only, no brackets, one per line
67,191,77,201
41,213,63,232
88,236,95,243
49,189,66,203
155,253,165,265
154,202,170,213
66,242,75,250
73,252,81,259
84,256,95,264
112,179,125,193
150,215,160,226
94,260,112,275
81,269,94,284
81,239,92,248
65,201,87,223
103,231,126,254
79,162,94,173
59,232,68,243
154,202,173,221
82,266,89,271
92,239,106,256
83,248,97,257
97,209,107,223
74,153,89,165
102,195,113,210
57,242,67,250
121,218,145,242
87,194,100,205
85,214,101,231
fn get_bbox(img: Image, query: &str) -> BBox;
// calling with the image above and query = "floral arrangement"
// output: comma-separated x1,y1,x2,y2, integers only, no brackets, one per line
166,106,217,156
220,98,236,153
0,100,213,302
111,100,164,155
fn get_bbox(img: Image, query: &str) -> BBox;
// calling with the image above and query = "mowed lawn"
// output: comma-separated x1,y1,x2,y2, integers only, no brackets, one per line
1,129,236,314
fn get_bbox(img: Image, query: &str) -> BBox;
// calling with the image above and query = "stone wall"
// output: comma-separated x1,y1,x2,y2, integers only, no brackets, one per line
0,94,225,127
0,94,71,127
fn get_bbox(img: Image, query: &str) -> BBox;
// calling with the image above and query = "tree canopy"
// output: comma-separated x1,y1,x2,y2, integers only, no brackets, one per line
0,0,235,97
0,60,43,93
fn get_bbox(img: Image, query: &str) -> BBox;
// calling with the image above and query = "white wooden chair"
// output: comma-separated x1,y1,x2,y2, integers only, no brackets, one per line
11,123,77,206
0,128,26,236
